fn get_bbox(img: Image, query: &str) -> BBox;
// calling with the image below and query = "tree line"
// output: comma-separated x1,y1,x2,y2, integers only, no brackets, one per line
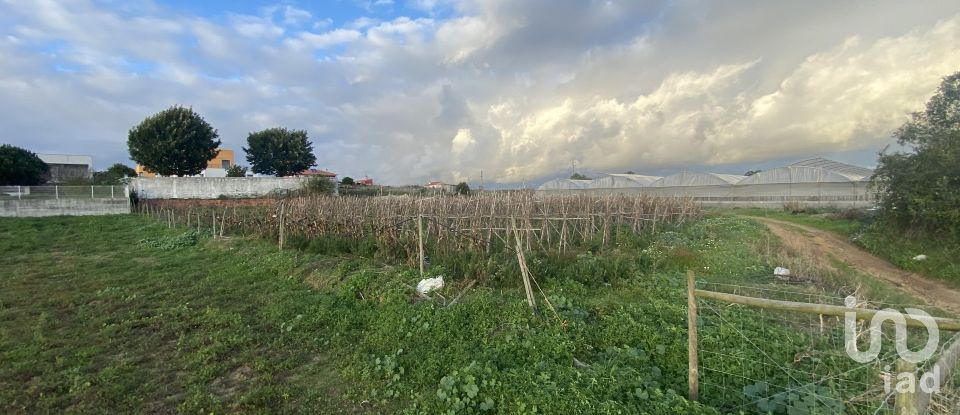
127,106,317,178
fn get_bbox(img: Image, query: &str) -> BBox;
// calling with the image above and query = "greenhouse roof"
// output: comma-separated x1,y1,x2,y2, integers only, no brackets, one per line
588,174,662,188
788,158,873,181
651,172,746,187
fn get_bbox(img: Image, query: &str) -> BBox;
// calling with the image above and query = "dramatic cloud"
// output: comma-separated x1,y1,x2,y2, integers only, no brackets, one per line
0,0,958,184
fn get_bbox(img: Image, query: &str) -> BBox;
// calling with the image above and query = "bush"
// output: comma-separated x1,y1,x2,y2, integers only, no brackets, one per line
299,177,335,195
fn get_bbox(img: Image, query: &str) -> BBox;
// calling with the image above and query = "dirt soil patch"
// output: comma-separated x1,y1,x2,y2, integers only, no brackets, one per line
754,216,960,315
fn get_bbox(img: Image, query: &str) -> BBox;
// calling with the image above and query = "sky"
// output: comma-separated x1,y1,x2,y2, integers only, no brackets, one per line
1,0,959,186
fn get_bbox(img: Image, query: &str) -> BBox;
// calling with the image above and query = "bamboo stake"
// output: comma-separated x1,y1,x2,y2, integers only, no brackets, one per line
687,270,699,402
278,202,285,250
418,214,425,276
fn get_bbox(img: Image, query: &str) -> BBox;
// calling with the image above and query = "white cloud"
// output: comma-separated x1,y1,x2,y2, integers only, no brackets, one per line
0,0,958,184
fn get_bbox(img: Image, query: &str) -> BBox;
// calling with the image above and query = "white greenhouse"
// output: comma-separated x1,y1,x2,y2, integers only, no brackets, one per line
588,174,662,189
738,158,873,185
651,172,745,187
536,179,593,191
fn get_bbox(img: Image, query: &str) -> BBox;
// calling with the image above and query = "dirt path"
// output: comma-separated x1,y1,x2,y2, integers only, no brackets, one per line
752,216,960,315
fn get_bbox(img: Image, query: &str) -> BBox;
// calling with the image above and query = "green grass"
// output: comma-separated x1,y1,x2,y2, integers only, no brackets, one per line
0,214,936,414
854,221,960,287
726,207,862,237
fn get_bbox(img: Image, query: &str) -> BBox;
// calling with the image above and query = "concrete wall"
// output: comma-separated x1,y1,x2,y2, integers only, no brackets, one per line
129,177,310,199
0,198,130,217
537,182,876,208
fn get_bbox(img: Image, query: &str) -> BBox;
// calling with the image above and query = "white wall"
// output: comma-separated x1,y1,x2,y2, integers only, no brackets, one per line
129,177,309,199
0,198,130,217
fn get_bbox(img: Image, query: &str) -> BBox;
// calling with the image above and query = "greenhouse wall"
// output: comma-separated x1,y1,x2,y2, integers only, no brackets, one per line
535,182,874,208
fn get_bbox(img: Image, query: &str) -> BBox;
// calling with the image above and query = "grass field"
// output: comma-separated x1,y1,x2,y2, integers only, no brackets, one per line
0,213,949,413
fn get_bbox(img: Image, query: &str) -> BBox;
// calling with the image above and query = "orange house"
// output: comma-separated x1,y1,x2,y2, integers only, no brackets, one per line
136,149,235,177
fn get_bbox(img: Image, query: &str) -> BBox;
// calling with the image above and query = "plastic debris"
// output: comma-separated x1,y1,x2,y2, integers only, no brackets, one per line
416,276,444,296
912,254,928,261
774,267,791,276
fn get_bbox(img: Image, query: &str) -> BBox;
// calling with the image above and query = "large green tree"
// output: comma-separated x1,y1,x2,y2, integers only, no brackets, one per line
0,144,49,185
874,72,960,233
243,128,317,177
127,106,221,176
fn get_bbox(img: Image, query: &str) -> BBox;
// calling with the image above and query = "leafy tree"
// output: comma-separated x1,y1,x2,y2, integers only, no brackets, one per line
569,173,591,180
226,165,248,177
93,163,138,184
243,128,316,177
744,170,762,176
874,72,960,234
341,176,355,185
454,181,471,195
0,144,49,185
127,106,221,176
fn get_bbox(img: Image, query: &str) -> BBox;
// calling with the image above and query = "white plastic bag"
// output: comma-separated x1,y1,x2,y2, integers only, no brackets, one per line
774,267,790,276
912,254,927,261
416,276,444,296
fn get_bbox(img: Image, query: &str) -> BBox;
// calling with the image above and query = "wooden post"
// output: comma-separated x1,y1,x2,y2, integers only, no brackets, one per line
418,214,425,276
278,202,285,250
917,334,960,413
687,270,699,402
894,358,918,415
91,186,95,199
17,186,21,199
55,186,59,200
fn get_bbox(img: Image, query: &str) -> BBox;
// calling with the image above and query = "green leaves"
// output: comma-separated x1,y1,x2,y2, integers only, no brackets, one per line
0,144,49,185
127,106,220,177
243,127,316,177
876,71,960,235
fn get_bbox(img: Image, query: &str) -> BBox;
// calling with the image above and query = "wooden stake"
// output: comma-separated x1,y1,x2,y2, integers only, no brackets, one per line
894,358,918,415
418,214,425,276
278,202,285,250
687,270,699,402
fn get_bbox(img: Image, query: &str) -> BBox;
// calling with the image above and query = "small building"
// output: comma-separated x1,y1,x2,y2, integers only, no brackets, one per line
356,177,374,186
37,154,93,183
300,169,337,178
201,149,236,178
425,181,456,192
135,149,235,178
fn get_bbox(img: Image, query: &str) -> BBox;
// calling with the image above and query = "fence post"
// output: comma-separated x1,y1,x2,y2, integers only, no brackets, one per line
17,186,21,199
687,270,699,402
894,358,918,415
418,214,425,277
111,186,114,199
55,186,59,200
91,186,95,199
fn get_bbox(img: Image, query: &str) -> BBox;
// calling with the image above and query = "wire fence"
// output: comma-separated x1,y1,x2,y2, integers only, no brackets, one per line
0,185,128,200
693,280,960,414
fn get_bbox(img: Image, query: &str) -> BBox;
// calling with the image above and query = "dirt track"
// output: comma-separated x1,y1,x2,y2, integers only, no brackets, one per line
753,217,960,315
